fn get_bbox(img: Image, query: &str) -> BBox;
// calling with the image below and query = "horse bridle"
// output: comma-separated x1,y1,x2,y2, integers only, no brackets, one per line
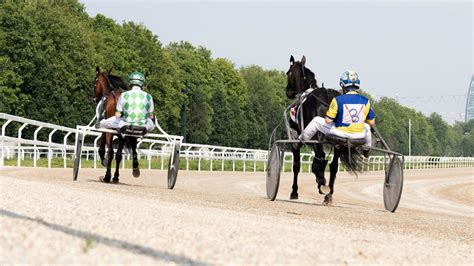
95,73,125,123
95,72,119,98
288,63,329,107
287,63,306,97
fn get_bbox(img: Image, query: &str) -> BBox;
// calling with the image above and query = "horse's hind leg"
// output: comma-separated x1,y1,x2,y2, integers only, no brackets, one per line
324,149,340,206
101,133,114,183
129,137,140,178
290,147,301,200
99,133,106,166
313,144,329,194
113,136,125,183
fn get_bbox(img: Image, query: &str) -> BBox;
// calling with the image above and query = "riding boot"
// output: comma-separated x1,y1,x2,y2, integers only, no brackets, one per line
95,103,105,128
290,129,301,149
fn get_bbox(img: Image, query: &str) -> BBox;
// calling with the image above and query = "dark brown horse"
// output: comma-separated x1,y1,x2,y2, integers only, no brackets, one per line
93,66,140,183
286,55,364,205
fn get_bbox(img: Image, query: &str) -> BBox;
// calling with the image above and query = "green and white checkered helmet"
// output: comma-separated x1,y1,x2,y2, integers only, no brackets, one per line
128,71,145,87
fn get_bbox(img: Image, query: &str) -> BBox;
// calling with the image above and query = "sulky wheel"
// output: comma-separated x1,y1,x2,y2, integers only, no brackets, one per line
167,142,181,189
266,144,283,201
73,156,80,181
383,155,404,212
72,132,83,181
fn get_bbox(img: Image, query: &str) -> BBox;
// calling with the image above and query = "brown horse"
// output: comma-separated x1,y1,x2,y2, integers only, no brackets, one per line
93,66,140,183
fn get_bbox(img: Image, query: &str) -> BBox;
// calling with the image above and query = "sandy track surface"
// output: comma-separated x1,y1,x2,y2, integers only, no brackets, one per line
1,166,473,264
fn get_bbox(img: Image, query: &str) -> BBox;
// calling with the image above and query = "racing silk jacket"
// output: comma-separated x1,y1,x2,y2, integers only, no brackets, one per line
326,91,375,134
116,86,154,126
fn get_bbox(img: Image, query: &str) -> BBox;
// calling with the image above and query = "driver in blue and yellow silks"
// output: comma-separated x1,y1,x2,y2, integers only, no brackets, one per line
300,70,375,153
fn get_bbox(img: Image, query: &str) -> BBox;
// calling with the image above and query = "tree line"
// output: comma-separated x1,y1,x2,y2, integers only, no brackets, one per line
1,1,472,156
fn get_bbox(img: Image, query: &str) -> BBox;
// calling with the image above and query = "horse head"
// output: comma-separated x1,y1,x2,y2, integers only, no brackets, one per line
285,55,318,99
92,66,114,104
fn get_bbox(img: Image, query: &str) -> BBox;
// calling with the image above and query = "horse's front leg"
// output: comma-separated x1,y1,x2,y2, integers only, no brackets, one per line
113,136,125,183
324,149,340,206
290,147,301,200
101,133,113,183
99,133,106,166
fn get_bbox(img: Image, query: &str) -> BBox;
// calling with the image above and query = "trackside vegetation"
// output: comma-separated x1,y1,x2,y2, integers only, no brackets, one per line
1,1,473,156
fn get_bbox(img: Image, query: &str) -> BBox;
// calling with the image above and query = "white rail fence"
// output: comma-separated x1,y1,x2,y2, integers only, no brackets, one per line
1,113,473,171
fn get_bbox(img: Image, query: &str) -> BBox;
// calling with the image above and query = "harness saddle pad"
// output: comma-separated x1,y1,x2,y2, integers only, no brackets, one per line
119,125,148,136
325,134,366,146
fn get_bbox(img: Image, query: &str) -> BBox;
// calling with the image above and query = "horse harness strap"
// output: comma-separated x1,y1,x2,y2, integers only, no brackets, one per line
308,92,329,108
98,90,120,121
293,88,329,131
293,89,314,130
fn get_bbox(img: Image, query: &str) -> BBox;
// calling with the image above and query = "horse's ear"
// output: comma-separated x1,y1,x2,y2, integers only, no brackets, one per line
301,55,306,66
290,55,295,65
108,67,113,75
96,66,100,75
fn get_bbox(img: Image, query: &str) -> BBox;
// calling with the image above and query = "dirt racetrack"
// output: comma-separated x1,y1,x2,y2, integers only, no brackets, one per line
1,166,473,264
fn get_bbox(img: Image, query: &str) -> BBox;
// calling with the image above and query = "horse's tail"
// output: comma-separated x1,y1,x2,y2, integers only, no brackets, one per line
123,136,132,154
338,147,365,175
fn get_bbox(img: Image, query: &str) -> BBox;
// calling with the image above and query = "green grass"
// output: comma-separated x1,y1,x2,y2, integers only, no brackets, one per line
4,156,472,172
4,156,268,171
82,237,95,253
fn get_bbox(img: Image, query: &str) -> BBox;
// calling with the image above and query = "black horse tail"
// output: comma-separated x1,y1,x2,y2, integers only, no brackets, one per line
116,135,132,154
338,147,365,174
123,136,132,154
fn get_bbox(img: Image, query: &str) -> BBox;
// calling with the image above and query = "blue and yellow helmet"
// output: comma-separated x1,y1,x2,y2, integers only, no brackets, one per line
340,70,360,89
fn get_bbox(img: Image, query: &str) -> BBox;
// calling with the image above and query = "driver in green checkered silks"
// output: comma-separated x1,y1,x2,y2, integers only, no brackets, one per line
100,71,155,131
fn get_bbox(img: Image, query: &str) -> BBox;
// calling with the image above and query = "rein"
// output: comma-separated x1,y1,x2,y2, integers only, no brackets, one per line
308,91,329,107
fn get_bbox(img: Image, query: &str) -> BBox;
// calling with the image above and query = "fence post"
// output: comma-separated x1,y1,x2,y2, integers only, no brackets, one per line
48,129,58,168
33,126,43,167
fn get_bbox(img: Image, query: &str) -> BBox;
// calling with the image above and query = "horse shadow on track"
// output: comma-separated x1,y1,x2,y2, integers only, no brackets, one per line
274,198,386,212
85,179,141,187
0,209,208,265
275,198,373,212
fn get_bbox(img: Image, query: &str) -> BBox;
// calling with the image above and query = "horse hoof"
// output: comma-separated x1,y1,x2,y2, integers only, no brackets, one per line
99,176,110,183
132,168,140,178
323,195,333,206
290,193,299,200
112,177,119,184
319,185,330,195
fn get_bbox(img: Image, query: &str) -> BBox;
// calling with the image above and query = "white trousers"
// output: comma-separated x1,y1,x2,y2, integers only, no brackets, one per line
300,117,372,147
100,116,155,131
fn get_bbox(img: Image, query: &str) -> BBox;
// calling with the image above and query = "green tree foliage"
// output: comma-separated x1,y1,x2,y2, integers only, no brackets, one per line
0,0,471,156
209,58,248,147
373,98,436,155
428,113,450,156
452,120,474,156
240,66,286,148
166,42,214,143
1,1,95,126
